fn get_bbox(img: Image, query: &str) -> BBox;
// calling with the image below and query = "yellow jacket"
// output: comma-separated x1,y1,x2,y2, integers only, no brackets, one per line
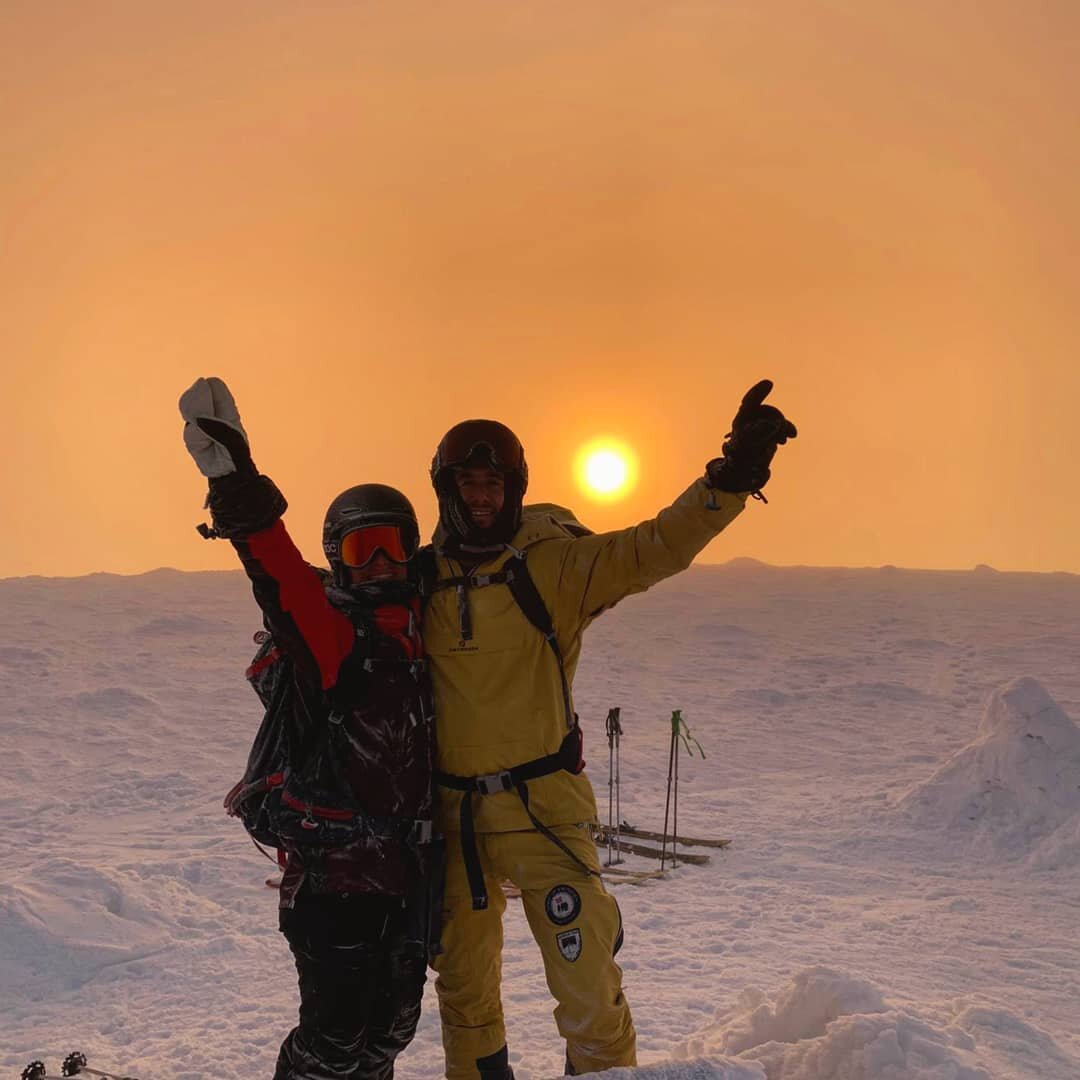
424,479,746,834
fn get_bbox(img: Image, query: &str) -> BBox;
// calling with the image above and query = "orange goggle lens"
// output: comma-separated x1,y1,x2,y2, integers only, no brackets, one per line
339,525,411,568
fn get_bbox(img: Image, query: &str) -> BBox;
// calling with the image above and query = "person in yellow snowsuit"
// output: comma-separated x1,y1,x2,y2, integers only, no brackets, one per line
423,381,797,1080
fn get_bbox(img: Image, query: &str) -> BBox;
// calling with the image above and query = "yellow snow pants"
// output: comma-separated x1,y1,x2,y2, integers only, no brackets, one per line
433,825,637,1080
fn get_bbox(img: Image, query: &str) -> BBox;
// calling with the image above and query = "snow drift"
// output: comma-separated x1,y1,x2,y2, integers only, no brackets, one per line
676,966,1080,1080
898,677,1080,857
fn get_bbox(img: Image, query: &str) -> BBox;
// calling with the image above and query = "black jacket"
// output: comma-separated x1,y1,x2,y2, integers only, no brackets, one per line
211,472,435,905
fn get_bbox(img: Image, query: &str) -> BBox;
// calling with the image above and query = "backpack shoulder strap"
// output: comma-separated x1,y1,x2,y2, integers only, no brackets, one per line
503,552,554,638
504,552,575,730
414,545,439,614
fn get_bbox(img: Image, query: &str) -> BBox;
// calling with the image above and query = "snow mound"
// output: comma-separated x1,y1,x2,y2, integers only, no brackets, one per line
0,645,53,666
716,968,887,1054
0,857,172,1004
132,612,225,636
1026,814,1080,871
577,1061,764,1080
951,1004,1080,1076
70,686,160,715
680,968,993,1079
898,677,1080,857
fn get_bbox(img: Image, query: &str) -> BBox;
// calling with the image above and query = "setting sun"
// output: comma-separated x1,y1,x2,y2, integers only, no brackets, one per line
575,439,639,502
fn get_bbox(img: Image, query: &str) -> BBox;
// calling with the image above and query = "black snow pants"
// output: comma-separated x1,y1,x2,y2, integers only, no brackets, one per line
273,892,428,1080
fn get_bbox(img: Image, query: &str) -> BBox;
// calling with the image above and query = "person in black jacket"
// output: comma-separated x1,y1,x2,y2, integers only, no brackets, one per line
180,376,437,1080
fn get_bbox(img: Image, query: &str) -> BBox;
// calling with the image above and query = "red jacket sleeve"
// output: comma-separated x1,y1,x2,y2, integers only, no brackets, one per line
234,520,354,691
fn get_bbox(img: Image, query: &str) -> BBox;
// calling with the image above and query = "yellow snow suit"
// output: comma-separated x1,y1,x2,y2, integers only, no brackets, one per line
425,479,746,1079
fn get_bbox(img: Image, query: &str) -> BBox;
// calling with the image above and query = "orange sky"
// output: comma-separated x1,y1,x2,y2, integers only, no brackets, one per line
2,2,1078,578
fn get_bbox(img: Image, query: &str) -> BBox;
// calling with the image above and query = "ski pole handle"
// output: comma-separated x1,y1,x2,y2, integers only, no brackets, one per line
62,1052,141,1080
671,710,705,758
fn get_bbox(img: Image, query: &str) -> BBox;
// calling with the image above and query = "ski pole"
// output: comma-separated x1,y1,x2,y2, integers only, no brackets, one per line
605,708,623,865
661,711,678,870
615,709,624,861
673,715,680,868
606,707,615,864
662,710,705,871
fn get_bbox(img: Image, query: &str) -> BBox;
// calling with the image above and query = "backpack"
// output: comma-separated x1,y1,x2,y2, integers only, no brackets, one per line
224,626,433,853
222,629,302,849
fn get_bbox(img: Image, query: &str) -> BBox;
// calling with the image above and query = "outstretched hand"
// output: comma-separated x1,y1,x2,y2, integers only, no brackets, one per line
706,379,797,496
730,379,798,451
178,377,254,478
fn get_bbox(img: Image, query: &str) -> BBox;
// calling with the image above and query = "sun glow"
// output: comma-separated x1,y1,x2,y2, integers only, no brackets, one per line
575,440,638,501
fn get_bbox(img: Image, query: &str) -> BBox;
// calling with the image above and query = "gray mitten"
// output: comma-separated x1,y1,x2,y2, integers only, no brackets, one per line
178,377,251,478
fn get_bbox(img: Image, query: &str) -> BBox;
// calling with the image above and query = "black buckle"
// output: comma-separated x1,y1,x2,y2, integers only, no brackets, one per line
475,771,514,795
411,820,434,844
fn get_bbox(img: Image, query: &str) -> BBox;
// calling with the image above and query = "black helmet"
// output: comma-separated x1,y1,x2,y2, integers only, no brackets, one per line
322,484,419,587
430,419,528,547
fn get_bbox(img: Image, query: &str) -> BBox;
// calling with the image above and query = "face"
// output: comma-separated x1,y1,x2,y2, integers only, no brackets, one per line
454,465,505,529
348,552,408,585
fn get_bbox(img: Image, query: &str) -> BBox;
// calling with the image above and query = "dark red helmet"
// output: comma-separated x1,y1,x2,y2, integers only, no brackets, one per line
431,419,528,548
429,419,528,493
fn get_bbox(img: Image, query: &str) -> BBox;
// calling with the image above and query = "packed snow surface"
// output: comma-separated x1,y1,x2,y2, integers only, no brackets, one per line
3,563,1079,1079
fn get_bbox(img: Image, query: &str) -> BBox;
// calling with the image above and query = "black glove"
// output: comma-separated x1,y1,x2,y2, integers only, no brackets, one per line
705,379,797,496
204,469,288,540
199,416,287,538
178,377,286,538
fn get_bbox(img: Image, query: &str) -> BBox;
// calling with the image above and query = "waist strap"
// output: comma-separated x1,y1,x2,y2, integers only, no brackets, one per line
435,727,595,910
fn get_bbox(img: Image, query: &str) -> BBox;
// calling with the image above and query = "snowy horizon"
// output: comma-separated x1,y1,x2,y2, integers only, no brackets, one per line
3,562,1079,1079
5,556,1079,586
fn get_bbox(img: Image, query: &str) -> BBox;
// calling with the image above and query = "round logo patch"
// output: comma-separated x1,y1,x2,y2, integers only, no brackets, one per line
545,885,581,926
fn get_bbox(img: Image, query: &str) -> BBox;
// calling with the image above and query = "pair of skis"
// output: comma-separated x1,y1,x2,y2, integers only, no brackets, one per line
600,863,665,885
22,1054,139,1080
598,820,731,884
593,821,731,869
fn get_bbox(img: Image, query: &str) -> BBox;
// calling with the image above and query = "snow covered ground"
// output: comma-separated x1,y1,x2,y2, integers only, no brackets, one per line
2,561,1079,1080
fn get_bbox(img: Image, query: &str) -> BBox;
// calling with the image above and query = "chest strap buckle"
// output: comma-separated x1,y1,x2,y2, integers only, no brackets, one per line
411,820,435,844
475,771,515,796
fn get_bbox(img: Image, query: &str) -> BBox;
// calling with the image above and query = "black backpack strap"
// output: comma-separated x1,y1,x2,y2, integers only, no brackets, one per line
413,545,439,614
502,552,575,731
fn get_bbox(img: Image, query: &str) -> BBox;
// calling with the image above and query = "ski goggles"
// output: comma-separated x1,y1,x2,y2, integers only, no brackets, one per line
339,524,414,568
434,419,525,473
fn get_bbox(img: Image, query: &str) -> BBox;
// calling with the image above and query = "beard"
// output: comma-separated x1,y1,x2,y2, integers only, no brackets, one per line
437,476,523,555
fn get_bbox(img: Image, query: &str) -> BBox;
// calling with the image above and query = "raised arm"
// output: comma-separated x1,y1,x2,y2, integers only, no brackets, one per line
179,377,354,691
